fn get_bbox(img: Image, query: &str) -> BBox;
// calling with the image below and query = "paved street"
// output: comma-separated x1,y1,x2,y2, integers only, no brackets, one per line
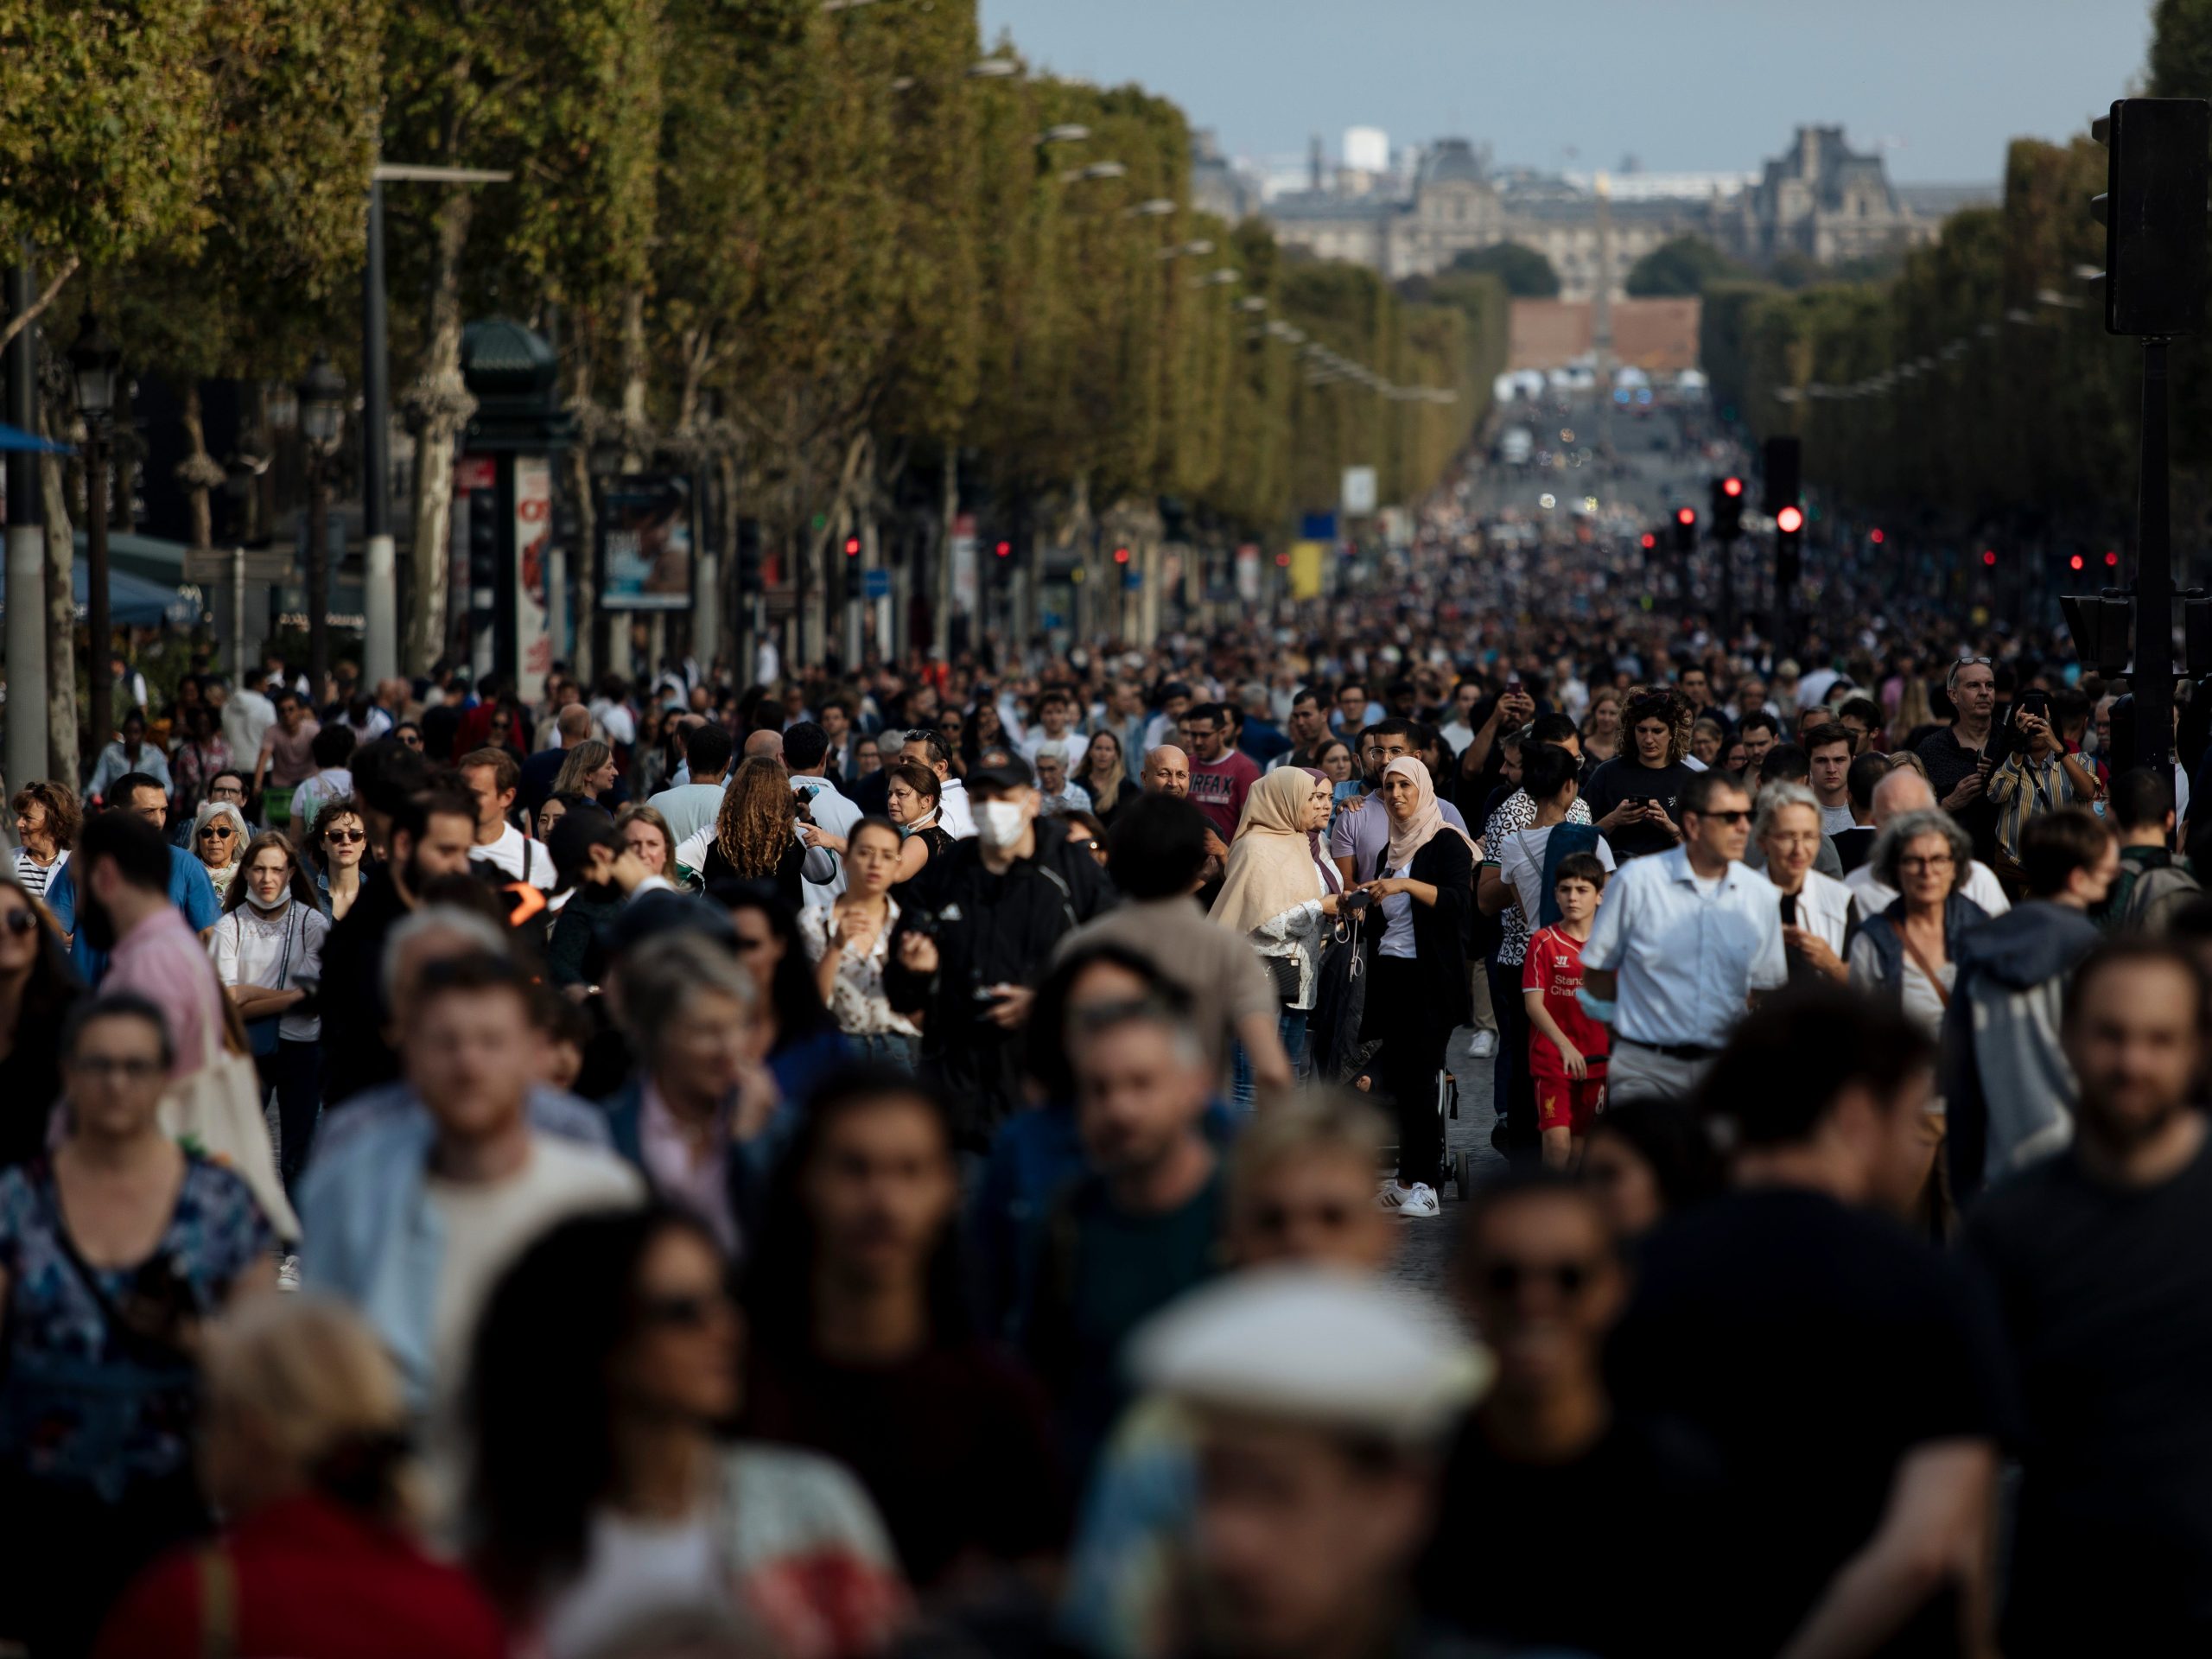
1386,1029,1505,1304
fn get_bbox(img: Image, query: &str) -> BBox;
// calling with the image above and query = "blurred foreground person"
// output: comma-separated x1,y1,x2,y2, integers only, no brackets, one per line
1129,1270,1486,1659
0,995,275,1657
1421,1173,1724,1656
1609,986,2012,1658
468,1207,908,1659
745,1067,1065,1594
93,1297,504,1659
1965,941,2212,1656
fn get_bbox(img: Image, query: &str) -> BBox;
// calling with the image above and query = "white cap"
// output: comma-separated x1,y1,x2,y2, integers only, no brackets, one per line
1131,1268,1491,1446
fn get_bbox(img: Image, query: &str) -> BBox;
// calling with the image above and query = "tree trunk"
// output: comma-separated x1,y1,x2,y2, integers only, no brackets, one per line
935,443,957,660
181,383,213,550
37,445,76,779
565,353,598,683
619,288,648,465
404,186,475,676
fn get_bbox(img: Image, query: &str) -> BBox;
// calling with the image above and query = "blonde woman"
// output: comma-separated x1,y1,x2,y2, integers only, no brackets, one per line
550,739,619,804
93,1298,505,1658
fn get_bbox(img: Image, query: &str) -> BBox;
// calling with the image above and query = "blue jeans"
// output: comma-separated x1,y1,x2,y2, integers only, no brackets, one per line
1280,1006,1312,1082
843,1031,918,1071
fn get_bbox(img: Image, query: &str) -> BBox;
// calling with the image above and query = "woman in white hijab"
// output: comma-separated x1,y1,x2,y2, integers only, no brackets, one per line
1211,768,1344,1081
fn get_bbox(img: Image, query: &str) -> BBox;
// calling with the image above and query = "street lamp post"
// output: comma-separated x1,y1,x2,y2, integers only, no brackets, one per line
67,313,118,767
298,353,347,703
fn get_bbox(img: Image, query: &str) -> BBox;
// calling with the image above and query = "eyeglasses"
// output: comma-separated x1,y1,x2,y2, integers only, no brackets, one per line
1478,1257,1602,1299
1900,853,1955,871
1,910,38,937
397,732,423,749
69,1056,164,1083
324,829,366,844
200,825,234,841
208,785,245,798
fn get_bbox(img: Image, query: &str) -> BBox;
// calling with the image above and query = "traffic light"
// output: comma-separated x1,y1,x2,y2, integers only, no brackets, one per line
1775,503,1804,590
2091,99,2210,338
1710,475,1744,542
1672,505,1696,556
735,518,763,593
1639,530,1657,563
2062,593,2134,675
1762,436,1801,518
1982,550,1999,567
1113,545,1131,565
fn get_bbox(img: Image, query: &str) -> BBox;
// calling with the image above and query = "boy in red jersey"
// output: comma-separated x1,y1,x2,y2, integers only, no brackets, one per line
1522,852,1611,1168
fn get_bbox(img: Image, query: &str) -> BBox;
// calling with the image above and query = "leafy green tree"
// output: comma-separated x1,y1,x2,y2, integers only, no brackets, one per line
1448,242,1560,299
1625,235,1741,298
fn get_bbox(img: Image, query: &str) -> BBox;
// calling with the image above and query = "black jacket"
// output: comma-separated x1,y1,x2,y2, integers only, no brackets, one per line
1360,829,1474,1033
317,868,414,1106
885,830,1116,1146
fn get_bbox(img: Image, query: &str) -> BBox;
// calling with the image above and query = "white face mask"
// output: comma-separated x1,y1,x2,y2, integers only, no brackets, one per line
245,884,290,913
976,799,1029,851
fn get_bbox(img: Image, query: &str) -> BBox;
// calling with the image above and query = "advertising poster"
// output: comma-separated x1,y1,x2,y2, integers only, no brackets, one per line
601,474,693,611
513,454,553,702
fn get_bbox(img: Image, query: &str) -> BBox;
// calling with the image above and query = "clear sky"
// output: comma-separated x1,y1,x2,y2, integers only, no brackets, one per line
976,0,2156,183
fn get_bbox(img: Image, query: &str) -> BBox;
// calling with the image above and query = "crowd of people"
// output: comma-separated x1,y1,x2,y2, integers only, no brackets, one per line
0,446,2209,1658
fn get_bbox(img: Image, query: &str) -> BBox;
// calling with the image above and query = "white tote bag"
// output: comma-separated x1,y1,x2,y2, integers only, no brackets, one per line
160,984,302,1242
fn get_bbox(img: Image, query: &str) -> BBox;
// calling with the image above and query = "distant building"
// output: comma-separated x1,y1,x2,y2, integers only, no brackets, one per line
1713,125,1938,265
1249,124,1960,298
1190,128,1259,225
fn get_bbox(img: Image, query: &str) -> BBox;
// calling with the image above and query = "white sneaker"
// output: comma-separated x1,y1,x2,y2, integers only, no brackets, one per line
1376,1181,1442,1218
276,1254,301,1293
1467,1029,1497,1058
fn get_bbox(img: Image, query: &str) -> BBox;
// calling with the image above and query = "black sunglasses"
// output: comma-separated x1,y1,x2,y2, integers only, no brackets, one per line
2,910,39,937
1695,809,1751,826
200,825,235,840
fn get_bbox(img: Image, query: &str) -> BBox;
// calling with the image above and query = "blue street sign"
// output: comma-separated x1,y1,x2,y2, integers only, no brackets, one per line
1300,512,1338,541
863,568,891,599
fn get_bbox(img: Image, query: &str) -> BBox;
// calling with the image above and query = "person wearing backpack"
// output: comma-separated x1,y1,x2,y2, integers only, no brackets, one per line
2100,766,2201,935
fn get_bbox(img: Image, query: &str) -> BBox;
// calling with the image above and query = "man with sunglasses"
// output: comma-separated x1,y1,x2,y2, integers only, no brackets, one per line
1580,772,1786,1105
1418,1172,1723,1657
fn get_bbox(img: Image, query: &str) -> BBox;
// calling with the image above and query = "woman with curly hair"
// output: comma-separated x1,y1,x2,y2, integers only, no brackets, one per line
700,757,809,907
10,781,79,905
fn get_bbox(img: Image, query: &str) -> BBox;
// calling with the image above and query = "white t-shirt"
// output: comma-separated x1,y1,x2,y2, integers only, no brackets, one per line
1379,862,1418,958
1819,803,1857,838
1496,826,1618,927
472,822,556,890
1020,730,1090,774
1846,857,2012,919
542,1510,725,1659
426,1137,643,1397
208,900,330,1043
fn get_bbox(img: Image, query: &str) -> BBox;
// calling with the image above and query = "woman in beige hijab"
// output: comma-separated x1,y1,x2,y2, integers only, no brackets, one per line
1211,768,1344,1081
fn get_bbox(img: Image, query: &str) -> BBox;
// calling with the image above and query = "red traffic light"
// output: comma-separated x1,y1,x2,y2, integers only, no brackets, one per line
1776,505,1804,534
1675,506,1695,526
1870,528,1885,545
995,540,1012,558
2106,550,2121,567
1639,532,1656,550
2069,553,2086,570
1113,546,1130,565
843,536,861,557
1721,476,1743,498
1982,550,1998,567
1274,551,1291,568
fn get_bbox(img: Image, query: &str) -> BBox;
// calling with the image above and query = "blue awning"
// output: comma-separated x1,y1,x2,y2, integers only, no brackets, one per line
0,422,70,454
0,561,199,627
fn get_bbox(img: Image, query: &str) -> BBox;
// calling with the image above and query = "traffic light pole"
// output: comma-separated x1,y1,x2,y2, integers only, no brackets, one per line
2136,338,2175,778
1717,531,1736,643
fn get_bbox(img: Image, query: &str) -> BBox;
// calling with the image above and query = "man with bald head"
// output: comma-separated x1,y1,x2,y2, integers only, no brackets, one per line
1144,745,1192,798
1844,766,2012,917
744,727,785,766
520,702,597,816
